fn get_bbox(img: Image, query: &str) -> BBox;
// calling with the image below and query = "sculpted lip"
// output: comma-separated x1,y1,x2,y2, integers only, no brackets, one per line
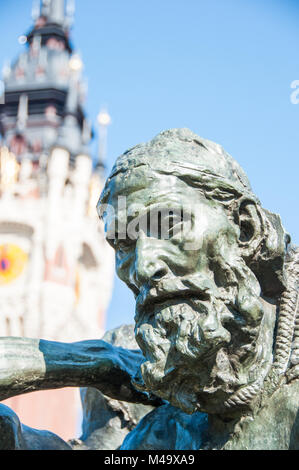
134,275,215,317
135,288,210,322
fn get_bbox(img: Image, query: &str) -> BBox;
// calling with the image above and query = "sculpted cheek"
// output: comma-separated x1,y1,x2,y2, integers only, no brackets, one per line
237,287,264,325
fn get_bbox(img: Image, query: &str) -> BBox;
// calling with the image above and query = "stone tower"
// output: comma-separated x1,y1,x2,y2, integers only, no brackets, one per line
0,0,114,439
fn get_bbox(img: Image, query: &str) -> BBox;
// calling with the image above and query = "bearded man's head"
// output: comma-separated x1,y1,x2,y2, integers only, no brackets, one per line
99,128,296,416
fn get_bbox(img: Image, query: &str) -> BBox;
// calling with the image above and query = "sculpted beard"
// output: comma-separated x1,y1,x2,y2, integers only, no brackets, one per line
134,256,265,415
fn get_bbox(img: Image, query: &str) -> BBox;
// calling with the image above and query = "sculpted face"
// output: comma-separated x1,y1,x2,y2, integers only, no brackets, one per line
99,129,287,415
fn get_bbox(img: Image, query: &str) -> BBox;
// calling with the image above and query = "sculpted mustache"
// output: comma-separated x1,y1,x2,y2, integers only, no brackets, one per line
135,275,216,318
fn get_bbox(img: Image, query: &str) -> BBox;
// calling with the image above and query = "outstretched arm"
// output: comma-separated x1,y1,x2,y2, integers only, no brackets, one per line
0,337,159,406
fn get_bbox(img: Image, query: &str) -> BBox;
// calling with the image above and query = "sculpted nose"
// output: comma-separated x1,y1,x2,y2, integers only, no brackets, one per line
135,253,169,285
201,311,231,344
134,236,169,285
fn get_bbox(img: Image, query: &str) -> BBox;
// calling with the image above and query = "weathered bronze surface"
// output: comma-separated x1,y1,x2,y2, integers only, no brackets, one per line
0,128,298,449
72,325,155,450
0,336,157,405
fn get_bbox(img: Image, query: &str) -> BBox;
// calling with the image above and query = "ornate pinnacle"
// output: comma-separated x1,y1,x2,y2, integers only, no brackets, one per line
40,0,66,26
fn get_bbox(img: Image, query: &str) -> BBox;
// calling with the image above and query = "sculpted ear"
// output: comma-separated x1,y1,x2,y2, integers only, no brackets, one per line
236,199,289,298
237,200,263,258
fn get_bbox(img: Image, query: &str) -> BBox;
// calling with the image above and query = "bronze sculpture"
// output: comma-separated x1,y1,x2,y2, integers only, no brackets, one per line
0,129,298,449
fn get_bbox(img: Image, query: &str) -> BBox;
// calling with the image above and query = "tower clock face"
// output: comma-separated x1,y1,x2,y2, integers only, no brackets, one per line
0,244,28,285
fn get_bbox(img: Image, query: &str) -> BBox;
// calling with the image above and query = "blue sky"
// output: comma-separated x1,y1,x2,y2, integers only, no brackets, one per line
0,0,298,331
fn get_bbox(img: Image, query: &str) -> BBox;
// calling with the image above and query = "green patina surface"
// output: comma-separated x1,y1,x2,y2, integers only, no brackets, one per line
0,129,298,450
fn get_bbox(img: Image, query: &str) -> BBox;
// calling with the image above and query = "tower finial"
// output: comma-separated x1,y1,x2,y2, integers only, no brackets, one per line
41,0,65,25
97,108,111,167
66,0,75,28
32,0,41,21
41,0,51,17
49,0,65,25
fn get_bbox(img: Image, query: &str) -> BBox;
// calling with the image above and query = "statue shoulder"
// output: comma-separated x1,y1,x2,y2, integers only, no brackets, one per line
0,404,71,450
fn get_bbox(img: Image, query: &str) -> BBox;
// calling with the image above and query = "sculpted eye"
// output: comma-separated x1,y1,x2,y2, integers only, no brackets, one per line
148,209,184,240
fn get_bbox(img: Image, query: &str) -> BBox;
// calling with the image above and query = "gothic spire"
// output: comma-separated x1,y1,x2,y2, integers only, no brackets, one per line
39,0,75,28
48,0,65,26
28,0,73,53
0,0,88,163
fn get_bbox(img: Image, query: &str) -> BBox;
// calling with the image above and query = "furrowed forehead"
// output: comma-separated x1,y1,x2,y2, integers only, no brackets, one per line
100,169,198,210
100,167,152,207
99,128,254,213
